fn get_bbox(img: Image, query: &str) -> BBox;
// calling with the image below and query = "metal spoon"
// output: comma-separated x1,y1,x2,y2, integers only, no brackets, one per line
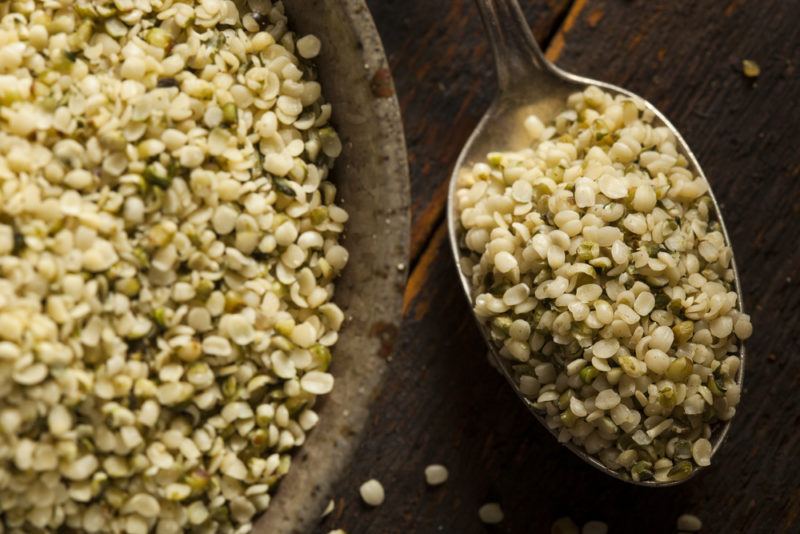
446,0,745,486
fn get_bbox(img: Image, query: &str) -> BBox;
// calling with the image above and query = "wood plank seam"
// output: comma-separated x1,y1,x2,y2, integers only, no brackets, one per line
546,0,588,62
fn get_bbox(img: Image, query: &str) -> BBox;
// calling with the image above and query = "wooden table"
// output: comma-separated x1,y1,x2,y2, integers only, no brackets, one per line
319,1,800,532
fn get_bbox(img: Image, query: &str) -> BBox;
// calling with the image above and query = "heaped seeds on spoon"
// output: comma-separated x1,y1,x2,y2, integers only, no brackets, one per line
455,85,752,482
0,0,348,532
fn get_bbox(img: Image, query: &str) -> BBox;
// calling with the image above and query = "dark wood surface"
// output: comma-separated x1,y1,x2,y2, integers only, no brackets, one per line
319,1,800,532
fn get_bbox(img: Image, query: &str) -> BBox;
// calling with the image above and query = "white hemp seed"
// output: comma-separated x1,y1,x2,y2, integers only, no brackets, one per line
0,2,346,532
359,479,385,507
297,35,322,59
424,464,449,486
676,514,703,532
478,503,504,524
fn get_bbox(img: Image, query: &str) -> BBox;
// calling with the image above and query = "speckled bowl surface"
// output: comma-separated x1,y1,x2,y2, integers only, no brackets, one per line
252,1,410,532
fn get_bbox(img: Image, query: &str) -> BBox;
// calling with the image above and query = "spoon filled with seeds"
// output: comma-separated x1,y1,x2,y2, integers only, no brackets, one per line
448,0,752,485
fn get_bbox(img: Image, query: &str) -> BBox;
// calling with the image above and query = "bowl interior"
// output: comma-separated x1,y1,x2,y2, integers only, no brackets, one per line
251,1,410,532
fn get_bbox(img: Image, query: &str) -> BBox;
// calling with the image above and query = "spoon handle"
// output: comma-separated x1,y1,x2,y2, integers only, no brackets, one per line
474,0,551,93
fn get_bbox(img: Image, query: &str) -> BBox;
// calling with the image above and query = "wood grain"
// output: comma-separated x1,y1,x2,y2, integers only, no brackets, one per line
320,0,800,532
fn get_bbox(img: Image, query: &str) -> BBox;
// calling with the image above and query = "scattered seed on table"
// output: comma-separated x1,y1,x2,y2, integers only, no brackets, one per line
424,464,449,486
322,499,335,518
359,479,385,507
478,503,504,524
677,514,703,532
582,520,609,534
742,59,761,78
551,517,580,534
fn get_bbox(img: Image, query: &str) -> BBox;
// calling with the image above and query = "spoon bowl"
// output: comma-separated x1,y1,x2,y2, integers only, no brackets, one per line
447,0,745,486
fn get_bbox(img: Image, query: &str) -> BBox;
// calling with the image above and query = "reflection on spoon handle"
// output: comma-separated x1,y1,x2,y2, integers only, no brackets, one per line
474,0,550,91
